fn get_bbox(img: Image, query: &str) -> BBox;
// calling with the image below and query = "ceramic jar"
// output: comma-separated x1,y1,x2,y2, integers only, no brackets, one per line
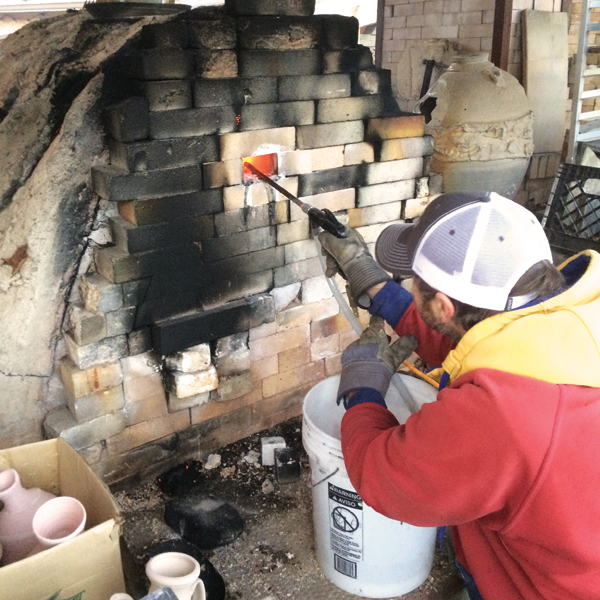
146,552,206,600
423,53,534,199
31,496,86,551
0,468,55,565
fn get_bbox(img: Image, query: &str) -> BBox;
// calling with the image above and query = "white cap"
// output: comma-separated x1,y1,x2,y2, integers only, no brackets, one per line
375,192,553,310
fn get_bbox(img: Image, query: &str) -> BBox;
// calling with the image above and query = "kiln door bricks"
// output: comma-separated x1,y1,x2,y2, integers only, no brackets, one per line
48,0,436,484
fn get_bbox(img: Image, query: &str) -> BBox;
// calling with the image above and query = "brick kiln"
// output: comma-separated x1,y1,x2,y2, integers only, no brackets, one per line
45,0,436,485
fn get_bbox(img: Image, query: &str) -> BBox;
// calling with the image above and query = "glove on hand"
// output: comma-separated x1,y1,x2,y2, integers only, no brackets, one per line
338,315,418,403
319,227,390,309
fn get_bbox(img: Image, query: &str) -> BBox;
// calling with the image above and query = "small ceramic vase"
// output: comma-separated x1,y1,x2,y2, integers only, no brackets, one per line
146,552,206,600
31,496,86,550
0,468,55,564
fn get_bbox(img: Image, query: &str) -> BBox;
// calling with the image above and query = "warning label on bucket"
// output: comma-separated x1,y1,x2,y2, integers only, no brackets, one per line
328,483,363,577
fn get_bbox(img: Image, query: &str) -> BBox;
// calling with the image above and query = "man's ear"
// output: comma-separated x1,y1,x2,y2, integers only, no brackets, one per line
431,292,456,323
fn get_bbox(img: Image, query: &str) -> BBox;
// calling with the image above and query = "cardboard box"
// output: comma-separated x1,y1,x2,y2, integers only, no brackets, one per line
0,438,125,600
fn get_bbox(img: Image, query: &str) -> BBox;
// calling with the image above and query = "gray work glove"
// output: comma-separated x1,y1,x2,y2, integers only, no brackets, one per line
319,227,391,309
338,315,418,403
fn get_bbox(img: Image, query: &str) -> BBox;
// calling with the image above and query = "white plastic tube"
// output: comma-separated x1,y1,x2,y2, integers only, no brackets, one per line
312,228,420,414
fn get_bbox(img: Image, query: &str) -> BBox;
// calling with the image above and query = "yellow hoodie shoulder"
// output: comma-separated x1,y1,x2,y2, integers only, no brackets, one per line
431,250,600,387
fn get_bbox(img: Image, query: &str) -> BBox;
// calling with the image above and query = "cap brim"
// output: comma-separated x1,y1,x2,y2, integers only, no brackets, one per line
375,223,414,276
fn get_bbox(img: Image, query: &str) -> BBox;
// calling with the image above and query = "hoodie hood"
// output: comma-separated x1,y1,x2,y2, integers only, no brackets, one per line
432,250,600,387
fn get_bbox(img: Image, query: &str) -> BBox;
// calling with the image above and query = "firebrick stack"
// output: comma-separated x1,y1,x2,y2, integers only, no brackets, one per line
46,0,437,484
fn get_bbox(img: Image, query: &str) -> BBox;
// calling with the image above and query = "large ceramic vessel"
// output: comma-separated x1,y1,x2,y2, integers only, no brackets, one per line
423,53,533,199
0,468,55,564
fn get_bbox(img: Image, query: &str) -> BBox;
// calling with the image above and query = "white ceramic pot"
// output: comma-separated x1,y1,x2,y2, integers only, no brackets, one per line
146,552,206,600
31,496,86,550
0,468,55,564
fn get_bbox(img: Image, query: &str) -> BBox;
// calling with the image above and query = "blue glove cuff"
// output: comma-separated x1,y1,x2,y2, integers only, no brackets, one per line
368,281,413,328
342,388,386,410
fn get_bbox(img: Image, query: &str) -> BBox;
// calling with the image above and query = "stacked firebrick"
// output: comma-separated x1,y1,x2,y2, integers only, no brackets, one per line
43,0,437,486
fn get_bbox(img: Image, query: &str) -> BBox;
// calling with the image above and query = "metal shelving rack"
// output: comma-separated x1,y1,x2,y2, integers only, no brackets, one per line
567,0,600,163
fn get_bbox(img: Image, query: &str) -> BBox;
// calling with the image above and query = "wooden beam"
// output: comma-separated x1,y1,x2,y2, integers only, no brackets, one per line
375,0,385,68
491,0,513,71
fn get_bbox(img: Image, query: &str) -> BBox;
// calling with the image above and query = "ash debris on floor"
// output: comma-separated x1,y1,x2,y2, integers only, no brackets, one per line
112,417,464,600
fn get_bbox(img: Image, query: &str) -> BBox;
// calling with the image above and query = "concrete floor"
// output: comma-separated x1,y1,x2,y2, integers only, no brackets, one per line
112,417,466,600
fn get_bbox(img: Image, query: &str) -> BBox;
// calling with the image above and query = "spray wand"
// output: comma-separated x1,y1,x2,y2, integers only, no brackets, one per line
244,162,439,401
243,162,347,239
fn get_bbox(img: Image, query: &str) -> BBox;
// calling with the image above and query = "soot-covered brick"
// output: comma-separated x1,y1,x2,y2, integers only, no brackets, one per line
239,49,321,77
140,247,283,303
152,294,275,355
134,290,201,328
95,244,203,284
188,18,237,49
104,97,150,143
214,204,287,236
297,164,361,196
224,0,316,17
199,270,273,309
323,46,374,73
140,21,190,49
118,189,223,227
109,136,219,173
237,16,321,50
92,164,203,201
141,264,212,301
239,100,314,131
143,80,192,112
193,50,238,78
202,226,276,261
316,15,359,49
278,73,350,101
110,214,214,254
127,49,194,80
194,77,278,108
351,70,393,96
214,247,285,277
149,106,237,139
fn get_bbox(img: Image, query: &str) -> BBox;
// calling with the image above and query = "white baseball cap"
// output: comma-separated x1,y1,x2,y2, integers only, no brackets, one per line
375,191,553,310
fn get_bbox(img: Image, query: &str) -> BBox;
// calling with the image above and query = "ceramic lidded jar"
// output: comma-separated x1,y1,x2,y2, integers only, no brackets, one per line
424,53,534,199
0,468,55,564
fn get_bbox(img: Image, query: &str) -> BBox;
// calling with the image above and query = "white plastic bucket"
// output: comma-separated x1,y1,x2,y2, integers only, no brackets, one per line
302,374,438,598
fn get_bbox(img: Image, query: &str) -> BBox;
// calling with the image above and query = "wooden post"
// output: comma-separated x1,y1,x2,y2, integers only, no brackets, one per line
375,0,386,68
491,0,513,71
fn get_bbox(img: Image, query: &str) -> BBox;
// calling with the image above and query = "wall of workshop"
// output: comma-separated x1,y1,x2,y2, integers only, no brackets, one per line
381,0,570,217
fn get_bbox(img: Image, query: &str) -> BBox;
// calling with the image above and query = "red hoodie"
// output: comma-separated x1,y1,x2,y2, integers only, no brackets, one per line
341,285,600,599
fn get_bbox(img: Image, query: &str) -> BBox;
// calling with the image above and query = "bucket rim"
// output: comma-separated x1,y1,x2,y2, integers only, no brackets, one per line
302,418,344,459
302,377,344,452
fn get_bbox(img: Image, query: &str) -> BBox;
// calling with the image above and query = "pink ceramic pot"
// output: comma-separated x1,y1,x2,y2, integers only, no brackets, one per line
0,468,55,565
32,496,86,549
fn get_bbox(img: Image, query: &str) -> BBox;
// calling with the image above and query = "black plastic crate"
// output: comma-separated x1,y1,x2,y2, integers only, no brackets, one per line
542,162,600,254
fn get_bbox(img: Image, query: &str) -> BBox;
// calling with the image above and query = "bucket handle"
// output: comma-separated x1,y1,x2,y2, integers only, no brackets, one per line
312,467,339,488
